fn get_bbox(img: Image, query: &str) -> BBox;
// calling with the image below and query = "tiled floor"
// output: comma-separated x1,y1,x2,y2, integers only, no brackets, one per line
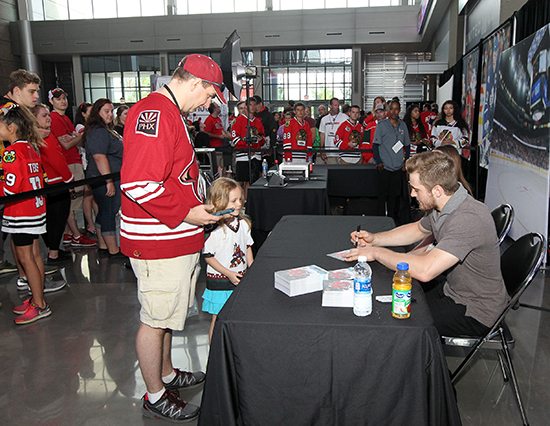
0,240,548,426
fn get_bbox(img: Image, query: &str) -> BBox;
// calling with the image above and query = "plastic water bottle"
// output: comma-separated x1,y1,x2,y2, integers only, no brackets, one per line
262,158,268,176
353,256,372,316
392,262,412,319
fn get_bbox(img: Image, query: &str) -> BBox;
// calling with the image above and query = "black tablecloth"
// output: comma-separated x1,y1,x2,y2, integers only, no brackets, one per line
322,164,380,197
247,168,331,232
199,216,462,426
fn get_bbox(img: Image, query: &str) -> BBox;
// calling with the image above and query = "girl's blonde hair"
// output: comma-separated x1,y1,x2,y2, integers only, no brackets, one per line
207,177,251,228
0,102,43,150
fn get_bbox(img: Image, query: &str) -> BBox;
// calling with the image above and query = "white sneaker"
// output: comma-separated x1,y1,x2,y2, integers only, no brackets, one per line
17,276,28,291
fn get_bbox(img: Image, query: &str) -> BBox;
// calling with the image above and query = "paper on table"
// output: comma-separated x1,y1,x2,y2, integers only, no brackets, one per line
327,249,351,261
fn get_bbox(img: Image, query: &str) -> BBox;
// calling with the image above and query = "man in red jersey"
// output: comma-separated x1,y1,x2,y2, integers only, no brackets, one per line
282,102,311,162
120,54,225,423
335,105,364,164
204,102,230,175
362,103,386,164
420,102,437,137
48,87,96,248
231,97,264,198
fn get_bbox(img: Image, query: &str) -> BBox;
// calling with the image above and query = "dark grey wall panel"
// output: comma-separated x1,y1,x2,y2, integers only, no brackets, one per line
26,6,423,56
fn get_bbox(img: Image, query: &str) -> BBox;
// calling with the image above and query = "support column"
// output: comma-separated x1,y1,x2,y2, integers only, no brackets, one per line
351,45,363,107
72,55,84,105
253,48,262,98
17,20,40,75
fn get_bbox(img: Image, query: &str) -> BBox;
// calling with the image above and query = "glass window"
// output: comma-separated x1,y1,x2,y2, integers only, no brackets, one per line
104,56,121,72
44,0,69,20
117,0,142,17
90,73,107,87
108,87,124,103
278,0,302,10
92,0,117,18
262,49,352,104
30,0,45,20
68,0,93,19
106,72,123,90
175,0,188,14
142,0,165,16
91,88,108,100
235,0,259,12
212,0,234,13
302,0,318,9
120,55,138,72
188,1,211,14
124,72,139,88
82,54,160,104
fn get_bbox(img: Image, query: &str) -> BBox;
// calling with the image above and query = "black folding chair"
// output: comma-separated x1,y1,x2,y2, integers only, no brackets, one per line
442,232,545,426
491,203,514,245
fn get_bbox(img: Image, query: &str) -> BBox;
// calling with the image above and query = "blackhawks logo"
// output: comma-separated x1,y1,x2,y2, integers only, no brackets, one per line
2,150,15,163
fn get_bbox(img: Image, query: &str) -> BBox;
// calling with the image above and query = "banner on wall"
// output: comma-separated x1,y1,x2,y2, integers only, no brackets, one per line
437,75,454,105
478,23,513,169
461,47,479,158
485,24,550,245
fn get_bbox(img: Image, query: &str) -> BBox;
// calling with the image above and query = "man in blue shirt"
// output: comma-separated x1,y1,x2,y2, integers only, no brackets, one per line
373,99,411,224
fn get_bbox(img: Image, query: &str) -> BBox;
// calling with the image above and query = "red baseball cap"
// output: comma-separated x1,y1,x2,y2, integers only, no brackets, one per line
179,54,227,105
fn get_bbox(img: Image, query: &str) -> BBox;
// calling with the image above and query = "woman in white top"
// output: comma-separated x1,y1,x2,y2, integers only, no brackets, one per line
430,100,470,156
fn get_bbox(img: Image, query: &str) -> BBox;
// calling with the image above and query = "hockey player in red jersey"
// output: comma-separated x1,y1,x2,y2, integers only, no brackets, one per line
335,105,365,164
0,101,51,324
231,97,264,198
282,102,312,162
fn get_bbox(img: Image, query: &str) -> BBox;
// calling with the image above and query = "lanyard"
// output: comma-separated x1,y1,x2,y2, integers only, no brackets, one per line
164,84,181,112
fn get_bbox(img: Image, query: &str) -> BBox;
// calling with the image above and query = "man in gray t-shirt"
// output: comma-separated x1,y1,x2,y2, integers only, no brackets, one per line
345,151,508,337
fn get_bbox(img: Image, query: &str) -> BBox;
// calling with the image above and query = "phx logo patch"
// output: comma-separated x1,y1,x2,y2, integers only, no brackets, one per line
2,150,16,163
136,110,160,137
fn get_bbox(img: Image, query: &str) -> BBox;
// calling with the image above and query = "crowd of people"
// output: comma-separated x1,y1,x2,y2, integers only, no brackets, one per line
0,70,129,323
1,55,495,423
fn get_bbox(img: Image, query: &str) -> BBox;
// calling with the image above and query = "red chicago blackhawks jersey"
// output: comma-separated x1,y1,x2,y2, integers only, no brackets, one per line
231,115,264,162
1,141,46,235
335,119,364,164
282,117,312,162
361,120,378,163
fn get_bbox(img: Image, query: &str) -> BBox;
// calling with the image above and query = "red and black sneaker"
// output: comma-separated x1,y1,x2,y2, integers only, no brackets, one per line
142,389,199,422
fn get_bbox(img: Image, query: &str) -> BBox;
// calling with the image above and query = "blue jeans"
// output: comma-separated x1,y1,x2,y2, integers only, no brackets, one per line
91,180,121,236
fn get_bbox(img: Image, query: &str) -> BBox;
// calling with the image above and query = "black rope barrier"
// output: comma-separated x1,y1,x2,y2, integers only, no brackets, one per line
0,172,120,205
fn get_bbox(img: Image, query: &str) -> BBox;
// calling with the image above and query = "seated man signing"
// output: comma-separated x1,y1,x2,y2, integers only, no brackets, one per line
346,151,509,337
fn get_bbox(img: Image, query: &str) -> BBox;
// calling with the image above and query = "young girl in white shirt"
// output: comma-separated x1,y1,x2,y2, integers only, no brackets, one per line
202,178,254,343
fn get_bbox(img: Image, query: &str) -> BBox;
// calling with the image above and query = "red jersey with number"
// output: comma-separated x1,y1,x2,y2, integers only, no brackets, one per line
282,117,312,162
231,115,264,162
1,141,46,234
204,115,224,148
335,119,364,164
